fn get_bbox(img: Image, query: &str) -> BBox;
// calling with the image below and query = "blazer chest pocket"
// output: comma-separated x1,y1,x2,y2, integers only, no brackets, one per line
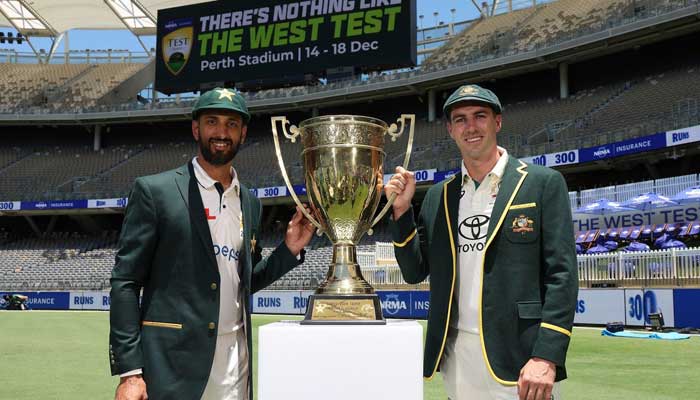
504,203,539,243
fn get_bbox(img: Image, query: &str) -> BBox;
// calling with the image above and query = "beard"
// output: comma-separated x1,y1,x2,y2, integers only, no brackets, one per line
198,137,240,166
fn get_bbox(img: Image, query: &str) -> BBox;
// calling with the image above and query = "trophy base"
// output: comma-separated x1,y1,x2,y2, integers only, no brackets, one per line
301,294,386,325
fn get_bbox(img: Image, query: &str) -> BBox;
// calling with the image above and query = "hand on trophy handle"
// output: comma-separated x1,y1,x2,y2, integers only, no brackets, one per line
284,204,316,257
384,166,416,220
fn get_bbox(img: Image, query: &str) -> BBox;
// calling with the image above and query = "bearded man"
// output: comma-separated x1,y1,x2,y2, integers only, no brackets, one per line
109,88,314,400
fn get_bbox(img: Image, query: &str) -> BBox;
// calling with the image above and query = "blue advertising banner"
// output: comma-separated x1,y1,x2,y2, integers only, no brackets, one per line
376,290,429,319
612,133,666,158
410,290,430,319
673,289,700,328
1,289,698,329
20,200,89,211
0,291,70,310
578,133,666,163
579,143,614,163
377,290,412,318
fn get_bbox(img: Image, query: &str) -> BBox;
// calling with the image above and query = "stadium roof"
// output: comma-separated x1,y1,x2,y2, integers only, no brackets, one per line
0,0,208,36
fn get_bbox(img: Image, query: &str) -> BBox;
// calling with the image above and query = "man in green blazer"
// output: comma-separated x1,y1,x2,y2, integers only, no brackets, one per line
385,85,578,400
109,88,314,400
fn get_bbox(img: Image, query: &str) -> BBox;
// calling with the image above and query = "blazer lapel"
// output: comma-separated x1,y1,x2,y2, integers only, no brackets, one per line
444,172,461,254
239,183,253,289
176,162,217,271
485,156,529,245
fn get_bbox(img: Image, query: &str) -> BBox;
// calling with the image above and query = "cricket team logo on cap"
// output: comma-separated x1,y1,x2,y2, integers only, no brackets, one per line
162,18,193,76
216,88,236,102
512,215,534,234
460,86,479,95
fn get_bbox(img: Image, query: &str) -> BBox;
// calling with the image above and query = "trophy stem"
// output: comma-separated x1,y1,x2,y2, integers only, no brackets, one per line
315,243,374,295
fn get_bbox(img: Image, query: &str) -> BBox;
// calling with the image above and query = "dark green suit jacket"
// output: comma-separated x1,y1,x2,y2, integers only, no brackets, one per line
109,162,301,400
390,156,578,385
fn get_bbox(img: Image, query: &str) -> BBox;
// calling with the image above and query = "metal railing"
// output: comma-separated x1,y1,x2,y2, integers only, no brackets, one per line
578,247,700,287
371,242,700,288
574,173,698,208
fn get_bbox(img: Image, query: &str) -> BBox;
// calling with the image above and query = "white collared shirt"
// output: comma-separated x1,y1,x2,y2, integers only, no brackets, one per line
192,157,245,335
450,146,508,333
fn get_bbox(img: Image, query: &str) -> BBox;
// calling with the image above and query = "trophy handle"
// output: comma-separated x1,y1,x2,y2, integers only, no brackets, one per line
271,116,325,234
369,114,415,234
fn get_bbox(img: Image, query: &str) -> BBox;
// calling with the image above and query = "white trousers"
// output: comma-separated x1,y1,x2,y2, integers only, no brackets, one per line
200,328,249,400
441,328,560,400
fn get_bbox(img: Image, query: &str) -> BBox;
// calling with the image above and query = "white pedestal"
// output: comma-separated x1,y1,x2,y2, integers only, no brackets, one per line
258,320,423,400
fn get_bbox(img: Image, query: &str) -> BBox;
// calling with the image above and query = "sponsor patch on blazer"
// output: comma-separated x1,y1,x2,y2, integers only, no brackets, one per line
512,214,534,234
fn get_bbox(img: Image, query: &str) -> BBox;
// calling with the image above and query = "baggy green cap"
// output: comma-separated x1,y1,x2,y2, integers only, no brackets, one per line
443,84,502,116
192,87,250,123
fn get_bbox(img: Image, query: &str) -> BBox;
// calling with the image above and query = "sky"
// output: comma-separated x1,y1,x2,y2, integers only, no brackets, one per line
0,0,483,55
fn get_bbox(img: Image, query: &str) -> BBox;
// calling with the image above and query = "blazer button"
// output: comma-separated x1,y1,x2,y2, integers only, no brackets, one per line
111,360,115,365
211,283,217,290
208,322,216,330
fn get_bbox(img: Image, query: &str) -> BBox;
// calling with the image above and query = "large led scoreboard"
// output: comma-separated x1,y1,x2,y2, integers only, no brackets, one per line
156,0,417,94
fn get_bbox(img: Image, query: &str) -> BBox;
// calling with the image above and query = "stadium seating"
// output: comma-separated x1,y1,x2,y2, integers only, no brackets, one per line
0,231,117,291
423,0,694,71
50,63,145,111
0,53,698,200
1,57,699,199
570,65,700,139
77,142,193,197
423,7,536,70
0,63,146,113
510,0,621,53
0,144,145,200
0,63,92,113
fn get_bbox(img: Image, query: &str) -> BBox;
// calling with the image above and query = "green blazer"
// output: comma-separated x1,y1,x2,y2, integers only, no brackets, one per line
390,156,578,385
109,162,301,400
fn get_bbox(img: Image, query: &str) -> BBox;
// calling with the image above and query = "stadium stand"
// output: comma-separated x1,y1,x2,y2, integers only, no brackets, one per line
0,63,147,113
569,65,700,139
77,142,192,197
1,1,695,119
510,0,621,53
422,0,696,71
1,53,699,199
0,143,146,200
0,63,91,112
422,6,537,70
49,63,146,111
0,231,117,291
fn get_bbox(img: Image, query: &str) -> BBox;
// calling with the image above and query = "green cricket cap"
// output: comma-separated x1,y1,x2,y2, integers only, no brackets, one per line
443,84,502,116
192,87,250,123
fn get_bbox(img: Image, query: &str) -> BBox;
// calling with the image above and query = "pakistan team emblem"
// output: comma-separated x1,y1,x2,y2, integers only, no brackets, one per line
161,18,193,76
511,214,534,233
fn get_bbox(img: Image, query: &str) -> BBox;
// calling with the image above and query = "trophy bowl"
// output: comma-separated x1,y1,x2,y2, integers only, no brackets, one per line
272,114,414,323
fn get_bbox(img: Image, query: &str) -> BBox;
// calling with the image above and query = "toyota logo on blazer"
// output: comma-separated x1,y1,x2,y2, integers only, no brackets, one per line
459,215,490,240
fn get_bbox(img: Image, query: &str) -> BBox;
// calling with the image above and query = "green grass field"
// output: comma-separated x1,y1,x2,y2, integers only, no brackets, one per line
1,311,697,399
